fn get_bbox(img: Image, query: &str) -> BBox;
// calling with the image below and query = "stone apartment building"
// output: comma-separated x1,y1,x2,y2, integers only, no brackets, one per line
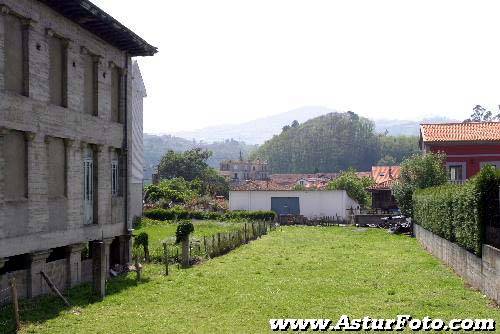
220,159,269,181
0,0,156,299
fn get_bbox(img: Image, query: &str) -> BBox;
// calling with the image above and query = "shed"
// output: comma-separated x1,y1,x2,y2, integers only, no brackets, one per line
229,189,359,220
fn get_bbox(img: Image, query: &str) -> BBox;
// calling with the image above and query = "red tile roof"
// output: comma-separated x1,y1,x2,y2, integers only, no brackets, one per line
371,166,400,184
420,122,500,143
231,180,293,191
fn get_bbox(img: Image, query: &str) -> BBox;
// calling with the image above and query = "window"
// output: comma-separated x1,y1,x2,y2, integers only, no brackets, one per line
49,35,67,107
47,137,66,198
4,131,27,200
111,159,119,196
110,66,122,122
449,165,463,180
4,14,25,94
83,147,96,225
83,52,98,115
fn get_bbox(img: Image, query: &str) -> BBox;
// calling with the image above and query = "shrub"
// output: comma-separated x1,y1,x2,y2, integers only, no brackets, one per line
224,210,276,221
394,152,448,216
144,207,189,221
327,169,374,207
175,221,194,243
144,208,170,221
133,232,150,262
413,166,500,255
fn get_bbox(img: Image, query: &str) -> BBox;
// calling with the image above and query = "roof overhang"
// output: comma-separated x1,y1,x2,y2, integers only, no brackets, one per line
38,0,157,57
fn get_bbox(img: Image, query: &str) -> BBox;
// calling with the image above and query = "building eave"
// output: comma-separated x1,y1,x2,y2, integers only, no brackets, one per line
38,0,158,57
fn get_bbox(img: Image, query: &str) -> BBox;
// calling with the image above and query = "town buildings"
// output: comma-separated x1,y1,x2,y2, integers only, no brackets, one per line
219,159,269,181
0,0,156,300
420,122,500,183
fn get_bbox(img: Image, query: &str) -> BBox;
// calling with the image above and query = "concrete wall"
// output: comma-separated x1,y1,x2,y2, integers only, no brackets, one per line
229,190,358,219
414,224,500,303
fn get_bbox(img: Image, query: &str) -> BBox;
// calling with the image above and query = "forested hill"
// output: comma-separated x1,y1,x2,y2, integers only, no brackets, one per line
143,134,257,181
251,112,419,173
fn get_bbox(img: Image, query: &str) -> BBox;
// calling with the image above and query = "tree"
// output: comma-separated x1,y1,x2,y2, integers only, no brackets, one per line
158,148,212,181
393,152,448,216
465,105,500,122
327,169,374,207
291,120,300,128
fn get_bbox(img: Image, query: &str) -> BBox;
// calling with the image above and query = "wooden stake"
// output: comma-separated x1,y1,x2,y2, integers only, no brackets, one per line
163,243,169,276
40,271,71,307
9,278,20,332
134,257,141,283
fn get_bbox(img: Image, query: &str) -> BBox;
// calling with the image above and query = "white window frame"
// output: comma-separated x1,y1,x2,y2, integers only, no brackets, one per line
446,161,466,181
480,161,500,170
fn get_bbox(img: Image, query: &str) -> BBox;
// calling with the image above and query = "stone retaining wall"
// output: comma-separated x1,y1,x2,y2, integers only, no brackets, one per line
414,224,500,303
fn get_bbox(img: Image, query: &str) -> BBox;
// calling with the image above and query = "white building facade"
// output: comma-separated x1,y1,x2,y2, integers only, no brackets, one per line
229,190,359,220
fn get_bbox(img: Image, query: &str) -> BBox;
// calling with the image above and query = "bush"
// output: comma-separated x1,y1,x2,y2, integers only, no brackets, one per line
413,166,500,255
224,210,276,221
326,169,374,207
175,221,194,243
144,207,189,221
394,152,448,217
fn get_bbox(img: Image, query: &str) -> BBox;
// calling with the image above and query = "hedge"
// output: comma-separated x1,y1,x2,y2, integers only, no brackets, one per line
413,166,500,256
144,208,276,222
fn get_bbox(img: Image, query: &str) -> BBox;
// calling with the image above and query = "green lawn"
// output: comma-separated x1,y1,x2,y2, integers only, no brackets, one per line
3,226,500,333
134,219,242,260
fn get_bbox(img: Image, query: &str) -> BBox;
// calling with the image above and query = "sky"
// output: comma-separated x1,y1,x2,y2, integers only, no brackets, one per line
93,0,500,133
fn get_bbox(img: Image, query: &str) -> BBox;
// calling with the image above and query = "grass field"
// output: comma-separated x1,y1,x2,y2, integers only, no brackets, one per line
2,226,499,333
134,218,242,260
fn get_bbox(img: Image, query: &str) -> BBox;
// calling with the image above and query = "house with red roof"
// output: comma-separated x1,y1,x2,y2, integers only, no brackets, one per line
367,166,401,211
420,122,500,183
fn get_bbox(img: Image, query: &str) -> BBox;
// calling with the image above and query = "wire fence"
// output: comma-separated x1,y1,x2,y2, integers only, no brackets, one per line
161,221,276,267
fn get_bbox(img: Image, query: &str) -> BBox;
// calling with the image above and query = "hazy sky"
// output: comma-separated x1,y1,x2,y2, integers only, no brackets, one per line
94,0,500,133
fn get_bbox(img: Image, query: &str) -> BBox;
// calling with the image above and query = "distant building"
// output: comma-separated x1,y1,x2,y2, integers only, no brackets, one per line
220,159,269,181
367,166,401,211
420,122,500,183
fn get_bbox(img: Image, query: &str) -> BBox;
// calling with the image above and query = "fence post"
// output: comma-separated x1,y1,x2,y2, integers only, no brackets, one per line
212,235,216,257
251,223,255,239
163,243,169,276
217,233,221,255
244,223,247,243
135,257,141,283
9,278,20,332
203,236,208,258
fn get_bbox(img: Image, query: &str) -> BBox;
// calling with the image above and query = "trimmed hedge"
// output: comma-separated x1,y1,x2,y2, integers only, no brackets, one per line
144,208,276,222
413,166,500,256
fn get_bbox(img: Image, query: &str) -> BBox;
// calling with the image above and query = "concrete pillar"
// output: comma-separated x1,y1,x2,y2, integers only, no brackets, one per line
118,234,132,265
65,243,86,288
66,139,82,229
96,145,111,225
28,250,50,298
103,238,114,277
91,241,105,299
91,238,114,298
0,128,7,239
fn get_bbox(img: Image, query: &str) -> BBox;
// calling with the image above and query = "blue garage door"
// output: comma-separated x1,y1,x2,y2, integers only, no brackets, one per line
271,197,300,215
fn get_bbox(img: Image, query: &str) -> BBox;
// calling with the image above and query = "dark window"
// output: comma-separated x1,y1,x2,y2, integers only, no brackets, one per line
4,14,24,94
111,66,122,122
4,131,27,200
449,165,463,180
49,35,67,106
47,137,66,197
83,53,98,115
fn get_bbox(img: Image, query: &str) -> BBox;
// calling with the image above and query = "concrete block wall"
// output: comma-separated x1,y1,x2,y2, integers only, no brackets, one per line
0,0,135,258
414,224,500,303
